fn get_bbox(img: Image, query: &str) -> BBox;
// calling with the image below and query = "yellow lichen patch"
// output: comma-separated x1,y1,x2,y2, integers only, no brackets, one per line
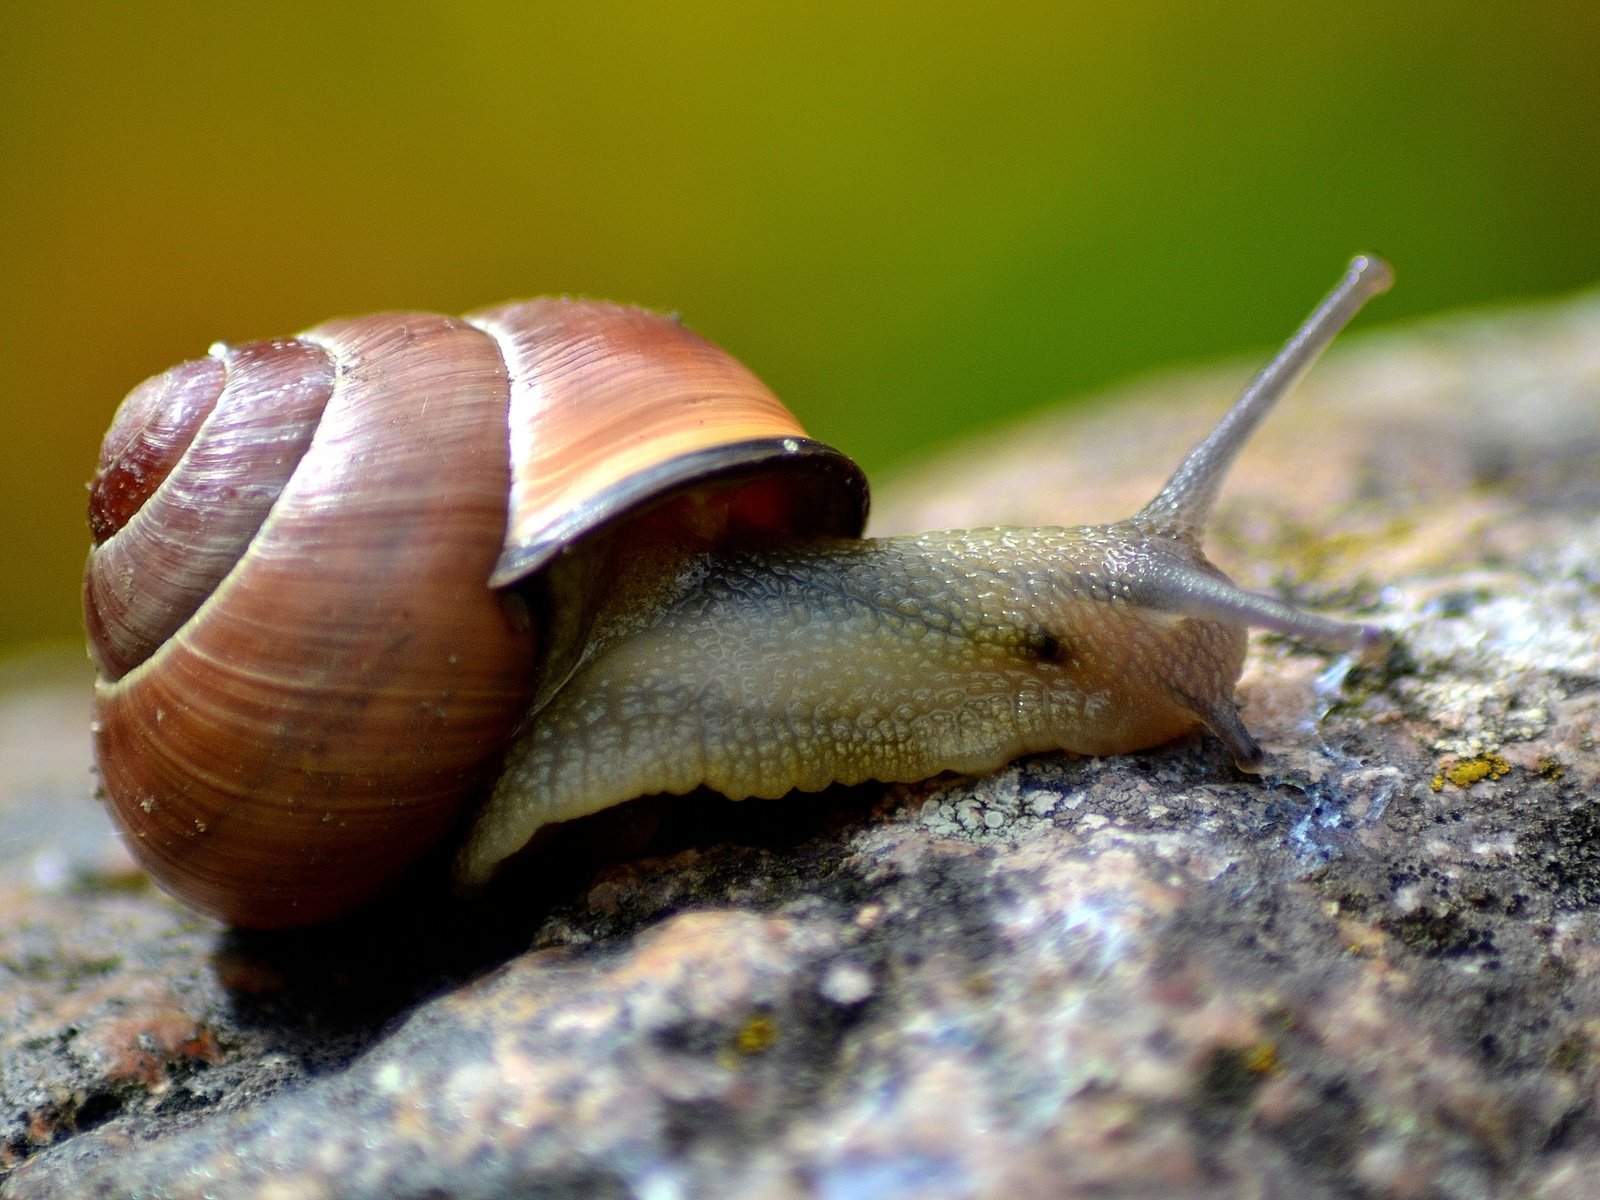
1242,1041,1281,1077
1432,753,1511,791
733,1014,779,1056
1252,515,1416,584
1538,757,1566,781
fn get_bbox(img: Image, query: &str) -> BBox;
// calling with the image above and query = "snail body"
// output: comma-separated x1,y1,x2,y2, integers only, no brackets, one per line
86,258,1393,927
458,527,1260,884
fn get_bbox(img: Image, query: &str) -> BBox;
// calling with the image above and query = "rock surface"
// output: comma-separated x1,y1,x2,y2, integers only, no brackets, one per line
4,286,1600,1198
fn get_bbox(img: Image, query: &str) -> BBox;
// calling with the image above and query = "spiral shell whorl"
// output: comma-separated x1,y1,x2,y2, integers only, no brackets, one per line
90,314,538,927
88,355,225,545
85,342,334,680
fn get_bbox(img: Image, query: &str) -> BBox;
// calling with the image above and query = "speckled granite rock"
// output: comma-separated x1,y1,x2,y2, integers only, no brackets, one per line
5,287,1600,1198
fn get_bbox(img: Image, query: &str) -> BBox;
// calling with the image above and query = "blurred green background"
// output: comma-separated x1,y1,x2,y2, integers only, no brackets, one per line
4,2,1598,657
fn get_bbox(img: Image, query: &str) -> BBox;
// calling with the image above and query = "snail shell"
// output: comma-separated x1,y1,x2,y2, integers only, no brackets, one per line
85,300,867,928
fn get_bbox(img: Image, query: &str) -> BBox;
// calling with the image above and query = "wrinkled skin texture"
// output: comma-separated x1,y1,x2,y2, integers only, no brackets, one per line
460,527,1253,885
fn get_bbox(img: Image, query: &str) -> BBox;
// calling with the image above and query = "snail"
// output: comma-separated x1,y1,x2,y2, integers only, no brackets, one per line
85,256,1393,929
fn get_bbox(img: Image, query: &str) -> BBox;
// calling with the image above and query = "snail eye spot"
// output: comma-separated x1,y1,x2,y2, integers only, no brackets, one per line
1022,628,1070,665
